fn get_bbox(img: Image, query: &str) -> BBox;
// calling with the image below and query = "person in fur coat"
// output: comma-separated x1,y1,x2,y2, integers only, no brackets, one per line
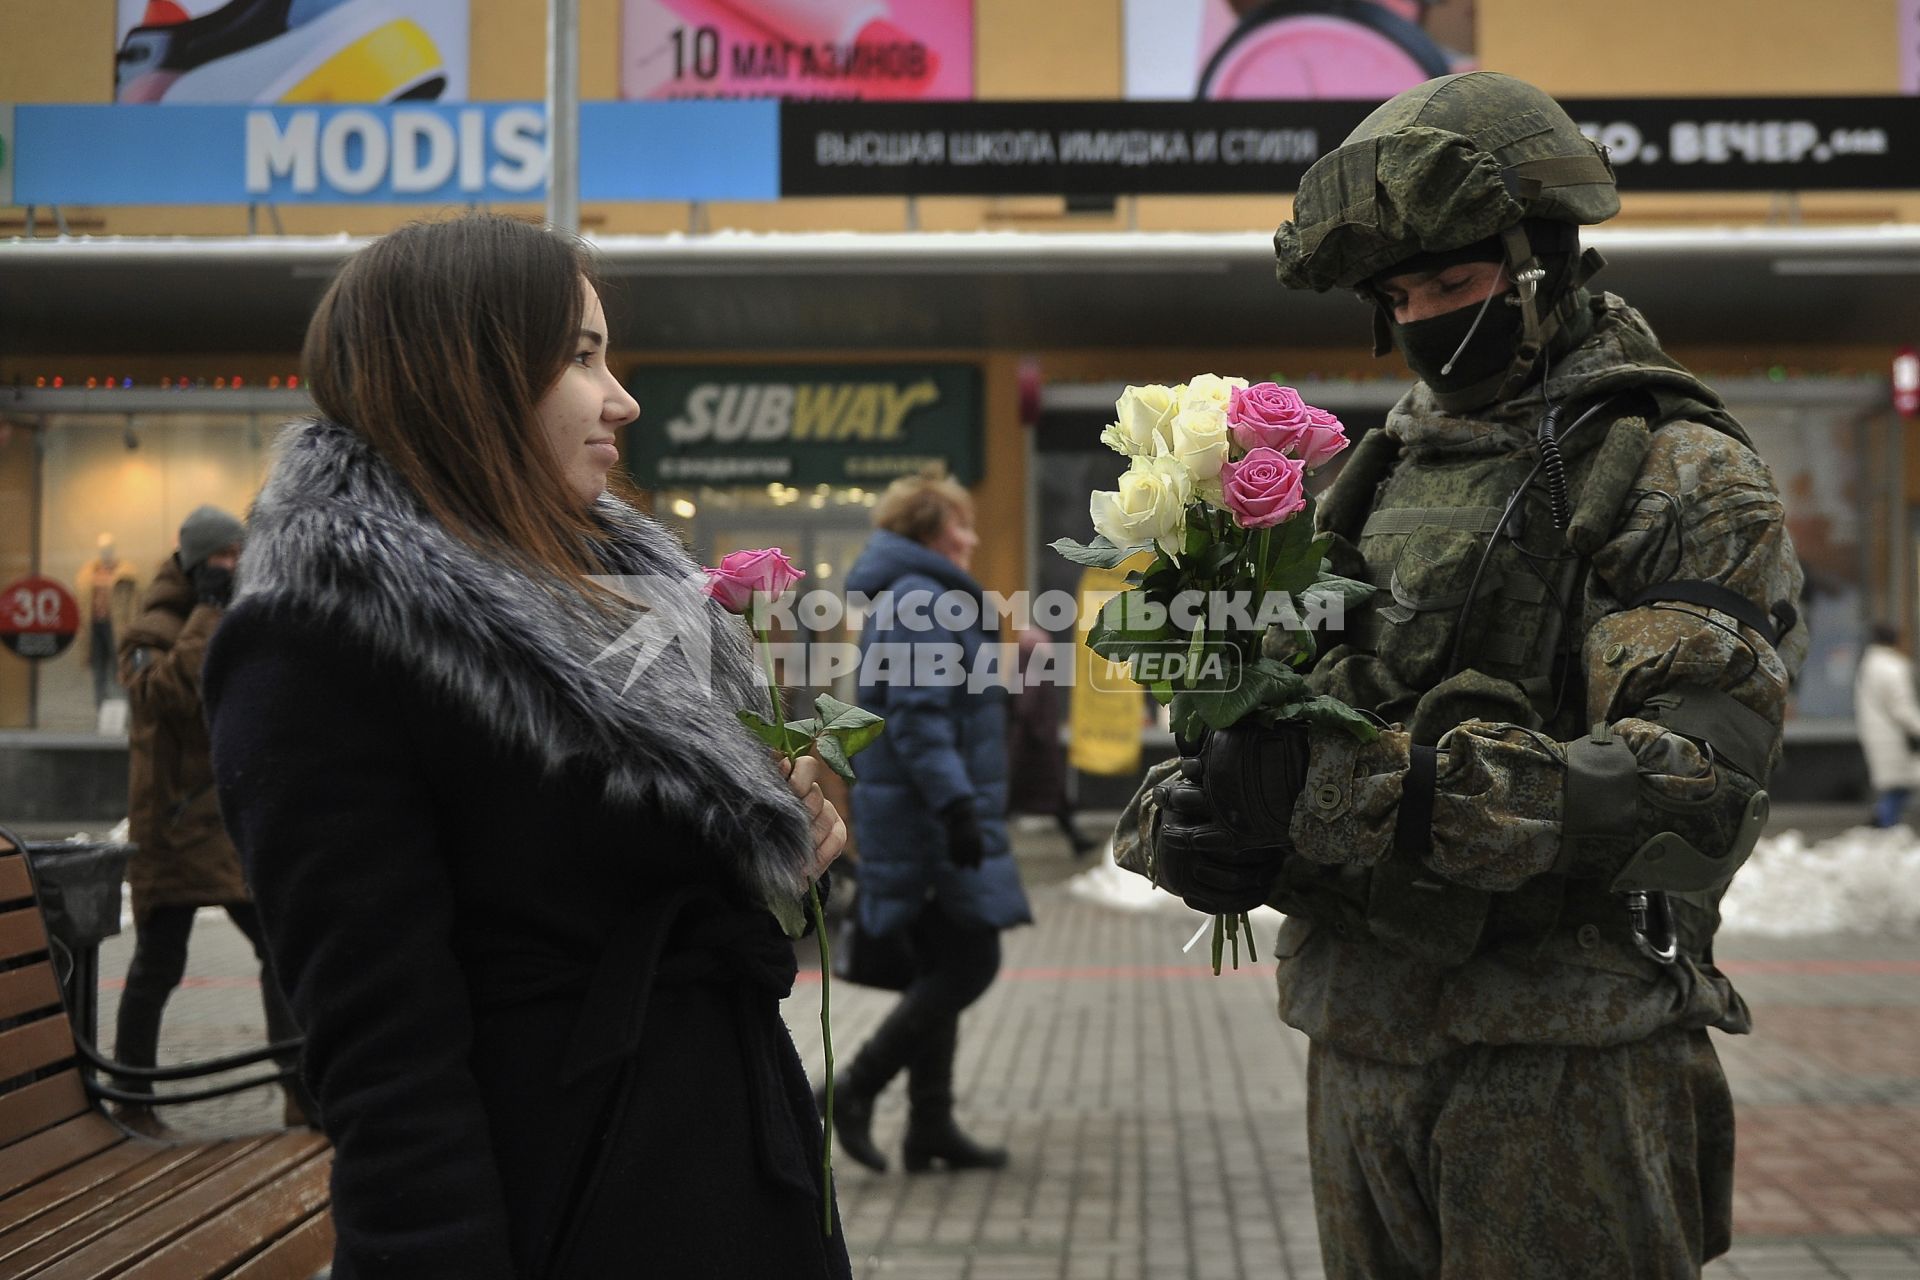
204,215,851,1280
1856,622,1920,828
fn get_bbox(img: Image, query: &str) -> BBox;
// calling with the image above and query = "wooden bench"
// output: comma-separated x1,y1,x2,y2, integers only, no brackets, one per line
0,832,334,1279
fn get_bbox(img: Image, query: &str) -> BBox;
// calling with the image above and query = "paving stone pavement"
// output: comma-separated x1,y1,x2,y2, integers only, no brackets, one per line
77,823,1920,1280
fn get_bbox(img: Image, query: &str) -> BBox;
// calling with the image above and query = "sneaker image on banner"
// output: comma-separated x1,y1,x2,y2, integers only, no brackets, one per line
114,0,470,104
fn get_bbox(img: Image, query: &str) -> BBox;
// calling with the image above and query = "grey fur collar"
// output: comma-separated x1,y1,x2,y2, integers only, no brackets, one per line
237,418,815,906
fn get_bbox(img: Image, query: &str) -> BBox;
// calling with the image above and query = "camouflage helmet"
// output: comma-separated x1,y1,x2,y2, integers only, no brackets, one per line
1274,72,1618,294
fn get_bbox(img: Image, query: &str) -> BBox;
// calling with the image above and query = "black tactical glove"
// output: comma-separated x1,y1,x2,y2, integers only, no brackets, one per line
940,798,985,870
190,563,235,609
1151,723,1310,915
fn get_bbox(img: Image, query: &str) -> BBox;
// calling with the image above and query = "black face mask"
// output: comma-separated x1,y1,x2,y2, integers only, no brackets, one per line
1386,284,1523,401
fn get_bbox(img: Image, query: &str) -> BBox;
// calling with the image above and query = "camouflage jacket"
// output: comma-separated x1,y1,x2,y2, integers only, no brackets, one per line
1120,292,1808,1064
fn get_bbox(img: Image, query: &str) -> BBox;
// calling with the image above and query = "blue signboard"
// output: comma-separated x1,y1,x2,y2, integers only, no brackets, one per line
11,97,1919,205
11,101,779,205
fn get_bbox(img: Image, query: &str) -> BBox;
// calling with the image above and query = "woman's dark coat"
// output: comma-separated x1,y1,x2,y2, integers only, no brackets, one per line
118,556,250,918
843,530,1031,938
204,420,850,1280
1005,633,1069,817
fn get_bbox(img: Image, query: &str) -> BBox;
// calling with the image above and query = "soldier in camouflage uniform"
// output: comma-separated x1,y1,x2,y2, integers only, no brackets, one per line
1117,72,1807,1278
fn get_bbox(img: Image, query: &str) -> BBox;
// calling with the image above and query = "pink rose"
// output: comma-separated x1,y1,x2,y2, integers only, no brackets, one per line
1221,448,1307,529
1226,383,1349,468
704,547,806,613
1293,403,1349,468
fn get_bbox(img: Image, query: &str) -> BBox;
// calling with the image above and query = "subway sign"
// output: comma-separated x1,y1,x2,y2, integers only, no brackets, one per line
626,364,981,488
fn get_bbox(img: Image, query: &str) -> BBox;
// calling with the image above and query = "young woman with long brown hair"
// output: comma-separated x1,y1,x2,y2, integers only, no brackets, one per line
205,215,851,1279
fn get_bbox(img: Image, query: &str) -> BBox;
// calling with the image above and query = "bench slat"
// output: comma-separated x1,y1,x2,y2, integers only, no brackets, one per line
0,1014,77,1084
0,905,51,965
0,1114,125,1200
0,1142,175,1256
222,1207,334,1280
0,962,64,1023
0,1069,89,1148
0,1140,268,1279
0,852,30,904
0,1142,154,1240
115,1149,332,1280
28,1133,329,1280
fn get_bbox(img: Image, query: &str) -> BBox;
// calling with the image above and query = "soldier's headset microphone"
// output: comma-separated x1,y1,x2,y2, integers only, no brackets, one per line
1436,271,1611,682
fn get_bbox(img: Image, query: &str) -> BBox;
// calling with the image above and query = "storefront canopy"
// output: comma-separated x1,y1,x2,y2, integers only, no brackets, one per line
3,225,1918,357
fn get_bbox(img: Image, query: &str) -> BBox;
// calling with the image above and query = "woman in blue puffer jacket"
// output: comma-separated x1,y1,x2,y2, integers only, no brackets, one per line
833,468,1032,1174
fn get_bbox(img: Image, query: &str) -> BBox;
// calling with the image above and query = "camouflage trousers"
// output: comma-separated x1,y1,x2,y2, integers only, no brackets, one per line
1307,1026,1735,1279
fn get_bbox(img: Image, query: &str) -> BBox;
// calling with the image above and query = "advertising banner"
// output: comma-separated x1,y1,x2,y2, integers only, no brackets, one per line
1068,561,1148,777
113,0,469,103
781,97,1920,196
10,96,1919,205
1124,0,1474,102
1905,0,1920,94
621,0,972,101
11,101,778,204
625,364,981,489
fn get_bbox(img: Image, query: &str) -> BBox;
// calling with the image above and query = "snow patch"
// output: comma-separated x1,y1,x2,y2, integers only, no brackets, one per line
1719,825,1920,936
1065,840,1285,935
1067,826,1920,939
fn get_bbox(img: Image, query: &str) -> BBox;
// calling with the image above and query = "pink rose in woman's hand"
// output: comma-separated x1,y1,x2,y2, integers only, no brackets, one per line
1221,448,1307,529
1226,383,1349,468
704,547,806,613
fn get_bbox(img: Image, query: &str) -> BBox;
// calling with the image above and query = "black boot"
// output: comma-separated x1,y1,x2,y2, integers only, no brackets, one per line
902,1019,1007,1173
816,1003,924,1173
814,1077,887,1173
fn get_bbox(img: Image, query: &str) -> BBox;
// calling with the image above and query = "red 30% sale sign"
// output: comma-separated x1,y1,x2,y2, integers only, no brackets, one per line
0,576,81,660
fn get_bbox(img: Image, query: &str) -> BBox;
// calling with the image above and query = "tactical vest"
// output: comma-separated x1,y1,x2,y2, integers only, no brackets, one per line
1278,383,1756,966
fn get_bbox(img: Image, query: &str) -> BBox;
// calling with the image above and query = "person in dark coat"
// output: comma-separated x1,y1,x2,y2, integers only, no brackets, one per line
831,470,1033,1174
203,215,851,1280
1006,628,1098,857
114,504,310,1135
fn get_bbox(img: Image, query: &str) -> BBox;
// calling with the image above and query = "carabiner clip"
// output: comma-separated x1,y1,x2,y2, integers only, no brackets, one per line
1625,889,1678,966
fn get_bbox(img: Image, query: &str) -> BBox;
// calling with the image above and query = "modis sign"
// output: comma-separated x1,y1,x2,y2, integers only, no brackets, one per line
244,106,544,196
628,364,981,487
9,101,779,204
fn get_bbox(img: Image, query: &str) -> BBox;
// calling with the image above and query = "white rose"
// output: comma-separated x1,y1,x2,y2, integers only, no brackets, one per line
1110,384,1178,455
1090,450,1193,560
1178,372,1249,414
1169,403,1230,485
1099,423,1136,456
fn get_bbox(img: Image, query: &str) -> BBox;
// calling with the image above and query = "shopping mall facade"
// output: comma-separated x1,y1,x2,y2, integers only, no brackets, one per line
3,0,1917,816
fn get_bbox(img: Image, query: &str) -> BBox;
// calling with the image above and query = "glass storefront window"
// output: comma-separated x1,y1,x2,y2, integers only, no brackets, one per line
3,412,280,732
656,484,881,708
1732,399,1876,727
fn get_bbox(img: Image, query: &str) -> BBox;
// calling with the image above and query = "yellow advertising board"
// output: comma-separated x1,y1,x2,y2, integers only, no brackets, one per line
1067,557,1151,776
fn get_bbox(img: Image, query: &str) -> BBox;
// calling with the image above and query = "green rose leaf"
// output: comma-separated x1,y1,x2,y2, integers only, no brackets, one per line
815,731,858,781
1051,535,1149,568
739,709,817,755
1172,658,1305,731
1271,694,1381,743
1301,573,1376,608
1088,590,1169,662
766,890,808,939
811,693,885,757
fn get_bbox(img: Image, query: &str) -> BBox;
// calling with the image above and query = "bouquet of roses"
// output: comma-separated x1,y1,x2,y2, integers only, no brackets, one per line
1051,377,1377,970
